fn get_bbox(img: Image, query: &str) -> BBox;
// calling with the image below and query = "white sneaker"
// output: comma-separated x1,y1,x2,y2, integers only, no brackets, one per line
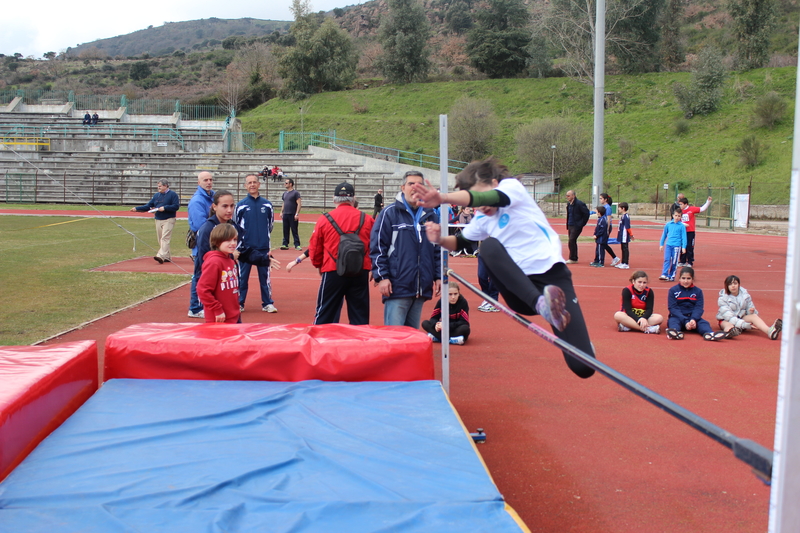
449,336,465,345
645,325,660,334
618,323,631,332
611,257,621,266
478,301,500,312
188,310,204,318
263,304,278,313
427,333,441,343
621,264,630,269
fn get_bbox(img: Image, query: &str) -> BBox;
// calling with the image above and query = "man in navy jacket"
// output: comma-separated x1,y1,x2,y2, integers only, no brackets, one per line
235,174,277,313
370,171,441,328
131,179,180,264
565,190,590,264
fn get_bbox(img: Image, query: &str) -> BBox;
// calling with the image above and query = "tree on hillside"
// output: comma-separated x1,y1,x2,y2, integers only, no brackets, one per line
727,0,776,70
129,61,151,81
515,117,592,181
673,46,726,117
278,0,358,98
541,0,664,81
449,96,499,162
659,0,686,70
445,1,474,35
611,0,664,74
466,0,531,78
376,0,431,84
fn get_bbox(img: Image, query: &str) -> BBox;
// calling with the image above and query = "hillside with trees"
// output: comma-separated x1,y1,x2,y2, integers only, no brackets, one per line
0,0,796,205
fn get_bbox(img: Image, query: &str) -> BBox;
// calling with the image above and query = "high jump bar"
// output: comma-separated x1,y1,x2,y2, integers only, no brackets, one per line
447,268,773,482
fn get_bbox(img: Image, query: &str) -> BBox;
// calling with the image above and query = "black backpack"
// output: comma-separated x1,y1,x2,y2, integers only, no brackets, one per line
324,211,366,277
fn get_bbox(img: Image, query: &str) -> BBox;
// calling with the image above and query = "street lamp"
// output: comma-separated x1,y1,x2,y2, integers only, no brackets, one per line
551,145,556,180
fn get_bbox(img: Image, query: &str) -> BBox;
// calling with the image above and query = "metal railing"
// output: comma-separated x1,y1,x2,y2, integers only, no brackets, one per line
73,94,124,111
0,137,51,150
278,131,468,174
180,104,228,121
226,132,256,152
0,123,186,139
1,90,227,119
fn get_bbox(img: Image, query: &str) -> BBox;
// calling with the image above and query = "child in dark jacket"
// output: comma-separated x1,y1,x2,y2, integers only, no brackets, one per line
421,281,471,345
197,224,241,323
666,266,726,341
615,202,633,269
591,205,609,267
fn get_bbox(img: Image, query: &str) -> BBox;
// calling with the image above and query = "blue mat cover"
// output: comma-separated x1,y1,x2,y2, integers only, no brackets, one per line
0,379,523,532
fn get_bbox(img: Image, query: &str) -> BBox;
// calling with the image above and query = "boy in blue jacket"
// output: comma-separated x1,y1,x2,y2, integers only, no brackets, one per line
591,205,609,267
659,209,687,281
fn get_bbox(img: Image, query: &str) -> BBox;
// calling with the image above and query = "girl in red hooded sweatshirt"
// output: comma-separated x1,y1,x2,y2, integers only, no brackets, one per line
197,224,241,323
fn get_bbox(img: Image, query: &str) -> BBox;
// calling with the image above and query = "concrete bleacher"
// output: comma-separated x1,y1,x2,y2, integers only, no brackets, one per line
0,108,411,209
0,150,396,210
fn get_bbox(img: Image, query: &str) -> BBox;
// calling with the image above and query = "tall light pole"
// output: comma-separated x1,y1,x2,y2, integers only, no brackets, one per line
551,145,556,181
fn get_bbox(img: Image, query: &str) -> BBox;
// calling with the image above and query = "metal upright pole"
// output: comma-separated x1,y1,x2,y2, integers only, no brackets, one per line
591,0,606,209
768,19,800,531
439,115,450,395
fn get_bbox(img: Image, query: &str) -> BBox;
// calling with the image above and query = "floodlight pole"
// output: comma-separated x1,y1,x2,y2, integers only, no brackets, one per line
439,114,450,396
591,0,606,209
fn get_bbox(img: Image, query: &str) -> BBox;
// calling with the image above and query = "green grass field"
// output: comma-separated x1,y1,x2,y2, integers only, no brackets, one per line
0,211,315,346
242,67,796,205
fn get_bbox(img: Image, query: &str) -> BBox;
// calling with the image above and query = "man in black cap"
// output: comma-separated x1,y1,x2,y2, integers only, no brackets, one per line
307,182,375,325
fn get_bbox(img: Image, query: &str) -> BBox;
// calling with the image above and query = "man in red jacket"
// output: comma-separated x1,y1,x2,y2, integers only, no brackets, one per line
308,182,375,325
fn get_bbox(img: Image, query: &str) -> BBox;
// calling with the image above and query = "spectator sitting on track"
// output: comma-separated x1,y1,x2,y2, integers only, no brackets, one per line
83,112,91,126
421,281,470,345
197,224,241,324
716,275,782,340
614,270,663,334
666,266,726,341
412,157,596,379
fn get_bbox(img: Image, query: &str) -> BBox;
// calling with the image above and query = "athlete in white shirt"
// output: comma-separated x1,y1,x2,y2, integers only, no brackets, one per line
412,157,596,379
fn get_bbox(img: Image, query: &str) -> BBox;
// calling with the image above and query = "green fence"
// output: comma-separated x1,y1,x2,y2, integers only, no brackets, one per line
3,173,36,203
73,94,124,111
2,90,227,119
278,131,467,174
180,104,228,121
226,132,255,152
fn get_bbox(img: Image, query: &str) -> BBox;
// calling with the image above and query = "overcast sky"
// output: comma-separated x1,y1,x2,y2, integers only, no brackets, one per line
1,0,360,58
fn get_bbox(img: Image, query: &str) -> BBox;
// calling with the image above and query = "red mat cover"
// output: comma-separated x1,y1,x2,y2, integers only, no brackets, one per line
104,323,434,382
0,341,98,481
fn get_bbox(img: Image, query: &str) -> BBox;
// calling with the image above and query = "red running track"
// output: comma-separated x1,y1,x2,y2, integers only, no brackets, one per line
23,209,783,533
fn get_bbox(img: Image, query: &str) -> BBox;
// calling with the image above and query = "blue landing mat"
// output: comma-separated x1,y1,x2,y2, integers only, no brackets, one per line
0,379,525,532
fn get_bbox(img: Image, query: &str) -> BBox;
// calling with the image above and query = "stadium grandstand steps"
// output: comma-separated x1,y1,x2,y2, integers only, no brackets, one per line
0,149,395,208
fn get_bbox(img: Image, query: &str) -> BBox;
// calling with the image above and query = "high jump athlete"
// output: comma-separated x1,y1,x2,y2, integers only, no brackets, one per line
412,157,596,379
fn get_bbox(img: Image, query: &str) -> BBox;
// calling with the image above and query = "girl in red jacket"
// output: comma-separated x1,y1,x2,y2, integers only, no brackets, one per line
197,224,241,323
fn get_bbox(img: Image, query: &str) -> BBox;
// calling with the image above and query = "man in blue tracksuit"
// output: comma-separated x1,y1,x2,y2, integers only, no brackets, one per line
235,174,277,313
187,171,214,318
370,170,441,328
